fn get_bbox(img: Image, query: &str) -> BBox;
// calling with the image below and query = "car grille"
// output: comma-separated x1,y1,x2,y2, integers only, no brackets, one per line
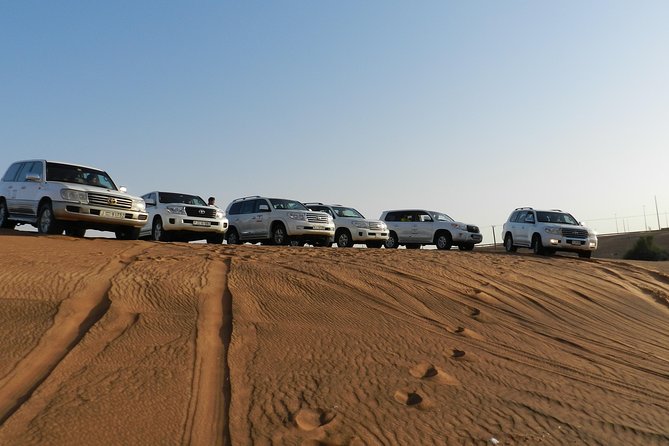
562,228,588,239
306,213,329,224
88,193,133,210
467,225,480,234
185,206,217,218
369,221,384,230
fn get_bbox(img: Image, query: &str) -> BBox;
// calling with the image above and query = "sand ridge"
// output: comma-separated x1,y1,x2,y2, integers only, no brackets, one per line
0,232,668,445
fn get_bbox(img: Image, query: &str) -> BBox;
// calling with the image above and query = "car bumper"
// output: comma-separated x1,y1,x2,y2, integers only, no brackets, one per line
53,201,148,228
542,235,598,252
287,221,335,237
350,228,389,242
162,217,228,233
452,231,484,244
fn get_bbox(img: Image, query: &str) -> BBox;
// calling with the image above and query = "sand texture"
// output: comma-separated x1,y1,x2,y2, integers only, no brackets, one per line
1,232,668,445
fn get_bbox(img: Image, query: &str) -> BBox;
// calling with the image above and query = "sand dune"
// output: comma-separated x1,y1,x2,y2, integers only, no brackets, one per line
1,232,668,445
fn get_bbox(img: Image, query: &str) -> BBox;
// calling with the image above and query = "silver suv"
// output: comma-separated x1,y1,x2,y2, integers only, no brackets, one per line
139,191,229,243
502,207,597,258
225,196,335,246
305,203,389,248
380,209,483,250
0,160,148,239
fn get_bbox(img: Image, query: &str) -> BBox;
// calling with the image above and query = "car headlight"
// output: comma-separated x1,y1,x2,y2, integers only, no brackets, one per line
216,210,225,219
166,205,187,215
352,220,369,229
450,223,464,230
288,212,307,221
544,226,561,235
135,200,146,212
61,189,88,204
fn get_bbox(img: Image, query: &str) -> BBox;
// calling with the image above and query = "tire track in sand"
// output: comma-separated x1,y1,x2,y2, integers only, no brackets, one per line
181,257,232,446
0,244,148,425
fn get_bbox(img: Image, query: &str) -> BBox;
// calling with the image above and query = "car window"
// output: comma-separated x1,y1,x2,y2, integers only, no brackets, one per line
45,162,118,189
332,206,363,218
2,162,23,182
417,212,433,222
399,212,415,222
384,212,400,222
158,192,206,206
525,212,535,223
537,211,578,225
228,202,242,215
240,200,255,214
509,211,519,223
431,212,453,222
269,198,308,211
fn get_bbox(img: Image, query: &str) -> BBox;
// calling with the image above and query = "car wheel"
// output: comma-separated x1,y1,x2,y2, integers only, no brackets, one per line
435,232,452,250
0,200,16,229
206,233,225,244
458,243,475,251
116,227,141,240
384,232,399,249
152,217,169,242
366,241,383,248
336,229,353,248
271,223,288,246
406,243,421,249
64,226,86,237
504,234,517,252
532,234,545,255
226,228,241,245
578,251,592,259
37,202,62,235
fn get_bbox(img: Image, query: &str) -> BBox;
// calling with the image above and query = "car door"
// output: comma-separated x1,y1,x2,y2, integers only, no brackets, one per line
250,199,272,238
13,161,44,217
3,162,24,214
141,192,158,237
392,211,416,244
236,199,258,239
414,211,435,243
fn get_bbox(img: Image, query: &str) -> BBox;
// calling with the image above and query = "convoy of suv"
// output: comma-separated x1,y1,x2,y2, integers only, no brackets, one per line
0,159,600,258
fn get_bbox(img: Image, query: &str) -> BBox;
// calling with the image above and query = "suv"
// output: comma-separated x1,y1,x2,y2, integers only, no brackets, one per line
502,207,597,258
225,196,335,246
380,209,483,250
0,160,147,239
305,203,389,248
139,191,229,243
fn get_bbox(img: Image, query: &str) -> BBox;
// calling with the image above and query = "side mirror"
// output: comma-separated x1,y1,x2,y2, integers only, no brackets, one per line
119,186,128,193
258,204,270,212
26,173,42,182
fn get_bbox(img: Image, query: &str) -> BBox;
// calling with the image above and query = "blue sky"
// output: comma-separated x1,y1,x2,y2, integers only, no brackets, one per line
2,1,668,240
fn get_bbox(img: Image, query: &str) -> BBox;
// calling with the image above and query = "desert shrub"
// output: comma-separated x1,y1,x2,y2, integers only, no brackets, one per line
623,236,669,261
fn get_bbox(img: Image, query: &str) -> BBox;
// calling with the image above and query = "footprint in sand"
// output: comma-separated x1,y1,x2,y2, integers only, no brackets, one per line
294,408,336,431
469,308,481,318
393,390,424,406
452,349,467,358
410,361,460,385
455,326,485,341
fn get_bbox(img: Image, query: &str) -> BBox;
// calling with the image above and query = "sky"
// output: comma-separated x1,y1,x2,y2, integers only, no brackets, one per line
2,1,668,242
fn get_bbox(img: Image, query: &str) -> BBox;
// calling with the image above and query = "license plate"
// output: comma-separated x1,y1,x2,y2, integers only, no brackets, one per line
101,210,125,219
193,221,211,227
569,240,582,245
312,226,324,230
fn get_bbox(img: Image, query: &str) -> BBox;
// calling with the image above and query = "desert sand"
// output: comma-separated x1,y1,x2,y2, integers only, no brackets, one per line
0,231,668,445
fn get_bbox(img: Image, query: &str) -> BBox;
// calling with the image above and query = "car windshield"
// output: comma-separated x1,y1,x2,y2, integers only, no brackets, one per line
431,212,454,222
158,192,206,206
537,211,579,225
269,198,308,210
332,206,364,218
46,162,117,190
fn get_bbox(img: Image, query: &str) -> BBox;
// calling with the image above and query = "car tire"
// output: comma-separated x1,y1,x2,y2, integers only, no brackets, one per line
458,243,475,251
384,232,399,249
532,234,546,255
226,228,241,245
271,223,288,246
37,202,62,235
152,217,169,242
578,251,592,259
64,226,86,237
116,227,141,240
504,233,517,252
0,200,16,229
336,229,353,248
366,242,383,248
206,233,225,244
435,231,452,250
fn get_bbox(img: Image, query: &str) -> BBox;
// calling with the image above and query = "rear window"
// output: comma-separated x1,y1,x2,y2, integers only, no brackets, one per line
2,162,23,182
228,202,242,215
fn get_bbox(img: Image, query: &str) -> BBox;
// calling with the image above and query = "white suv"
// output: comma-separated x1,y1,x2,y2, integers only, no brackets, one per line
305,203,389,248
139,191,229,243
225,196,335,246
0,160,147,239
380,209,483,250
502,207,597,258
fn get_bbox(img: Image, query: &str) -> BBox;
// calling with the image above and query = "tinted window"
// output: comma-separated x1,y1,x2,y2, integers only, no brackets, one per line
228,202,242,215
46,162,117,189
158,192,206,206
536,211,578,225
417,212,433,222
2,162,23,182
269,198,308,210
525,212,535,223
332,206,363,218
240,200,255,214
509,211,519,223
16,162,40,182
384,212,400,222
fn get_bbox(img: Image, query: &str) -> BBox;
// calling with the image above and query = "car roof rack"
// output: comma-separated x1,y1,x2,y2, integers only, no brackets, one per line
232,195,261,202
514,207,533,211
304,202,324,205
